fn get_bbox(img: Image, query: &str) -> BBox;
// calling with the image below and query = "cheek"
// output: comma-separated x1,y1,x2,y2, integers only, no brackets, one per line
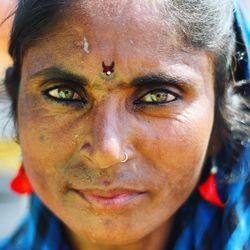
134,103,214,203
17,95,84,193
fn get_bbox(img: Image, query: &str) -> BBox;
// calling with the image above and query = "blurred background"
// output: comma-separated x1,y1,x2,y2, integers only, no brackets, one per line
0,0,28,241
0,0,249,241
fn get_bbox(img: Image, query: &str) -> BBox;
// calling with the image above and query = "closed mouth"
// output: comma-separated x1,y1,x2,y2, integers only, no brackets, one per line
75,189,147,212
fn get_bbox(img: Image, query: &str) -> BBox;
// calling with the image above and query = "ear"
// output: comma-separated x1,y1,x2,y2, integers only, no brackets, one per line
206,115,226,157
15,127,20,144
4,67,19,101
4,66,20,143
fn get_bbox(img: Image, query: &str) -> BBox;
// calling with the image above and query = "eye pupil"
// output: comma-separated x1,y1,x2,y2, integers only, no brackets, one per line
139,90,177,104
156,93,162,99
152,92,167,102
58,88,74,99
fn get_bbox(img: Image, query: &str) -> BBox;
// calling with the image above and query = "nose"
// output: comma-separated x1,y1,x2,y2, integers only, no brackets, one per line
80,97,129,168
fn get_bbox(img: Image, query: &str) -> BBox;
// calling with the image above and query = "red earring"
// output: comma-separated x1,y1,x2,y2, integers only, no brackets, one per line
198,160,225,208
10,163,33,195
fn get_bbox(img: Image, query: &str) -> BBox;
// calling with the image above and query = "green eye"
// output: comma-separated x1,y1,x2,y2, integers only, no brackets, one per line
48,87,81,101
140,90,177,104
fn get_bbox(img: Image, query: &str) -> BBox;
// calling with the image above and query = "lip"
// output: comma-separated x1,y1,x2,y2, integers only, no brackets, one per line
76,189,147,212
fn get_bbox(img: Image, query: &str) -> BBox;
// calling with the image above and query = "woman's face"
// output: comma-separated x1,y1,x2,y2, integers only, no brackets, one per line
18,0,215,246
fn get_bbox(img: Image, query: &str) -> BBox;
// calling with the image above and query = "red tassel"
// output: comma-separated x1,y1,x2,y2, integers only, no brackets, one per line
198,167,225,208
10,164,33,195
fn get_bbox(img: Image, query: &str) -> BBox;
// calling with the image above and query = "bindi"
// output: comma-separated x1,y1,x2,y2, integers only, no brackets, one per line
102,61,115,76
99,61,116,80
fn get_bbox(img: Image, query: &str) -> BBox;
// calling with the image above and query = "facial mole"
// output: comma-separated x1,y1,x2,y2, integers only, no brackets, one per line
39,134,45,142
104,219,113,226
100,179,111,186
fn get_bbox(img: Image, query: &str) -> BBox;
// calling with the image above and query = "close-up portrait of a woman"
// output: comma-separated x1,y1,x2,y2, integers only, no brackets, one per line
0,0,249,249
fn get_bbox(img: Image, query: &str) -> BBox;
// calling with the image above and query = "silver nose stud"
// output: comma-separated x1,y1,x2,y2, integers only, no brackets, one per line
120,153,128,163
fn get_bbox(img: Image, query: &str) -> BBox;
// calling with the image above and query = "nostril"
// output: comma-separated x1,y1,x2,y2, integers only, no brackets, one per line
81,143,92,154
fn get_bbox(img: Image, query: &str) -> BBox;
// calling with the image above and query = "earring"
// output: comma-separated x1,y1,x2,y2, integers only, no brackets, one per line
10,163,33,195
198,158,225,208
120,152,128,163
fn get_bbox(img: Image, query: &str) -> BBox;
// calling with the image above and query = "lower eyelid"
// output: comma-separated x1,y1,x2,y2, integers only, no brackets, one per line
42,93,86,109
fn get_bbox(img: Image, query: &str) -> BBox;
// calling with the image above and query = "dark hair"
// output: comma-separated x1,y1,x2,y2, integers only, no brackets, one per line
3,0,69,122
1,1,250,249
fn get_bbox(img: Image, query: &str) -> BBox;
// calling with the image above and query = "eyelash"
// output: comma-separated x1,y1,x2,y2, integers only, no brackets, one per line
134,88,180,105
42,85,87,107
43,85,180,107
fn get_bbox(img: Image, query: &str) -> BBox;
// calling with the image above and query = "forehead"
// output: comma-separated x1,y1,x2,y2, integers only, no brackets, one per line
22,0,213,85
67,0,169,36
26,0,182,57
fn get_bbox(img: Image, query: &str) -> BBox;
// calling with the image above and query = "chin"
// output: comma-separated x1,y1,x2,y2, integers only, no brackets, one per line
81,231,144,245
67,222,149,246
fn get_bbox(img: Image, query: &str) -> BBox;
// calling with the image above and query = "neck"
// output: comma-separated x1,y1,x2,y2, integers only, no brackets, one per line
66,218,174,250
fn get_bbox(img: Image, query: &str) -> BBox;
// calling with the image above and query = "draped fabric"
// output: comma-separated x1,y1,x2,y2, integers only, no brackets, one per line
0,195,70,250
235,0,250,77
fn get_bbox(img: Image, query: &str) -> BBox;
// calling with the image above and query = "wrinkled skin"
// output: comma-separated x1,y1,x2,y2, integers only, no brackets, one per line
18,1,215,249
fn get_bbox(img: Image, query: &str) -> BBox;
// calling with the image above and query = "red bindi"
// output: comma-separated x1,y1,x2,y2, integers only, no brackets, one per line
102,61,115,76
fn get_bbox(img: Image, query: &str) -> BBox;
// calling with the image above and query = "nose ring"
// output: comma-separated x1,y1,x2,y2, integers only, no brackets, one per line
120,153,128,163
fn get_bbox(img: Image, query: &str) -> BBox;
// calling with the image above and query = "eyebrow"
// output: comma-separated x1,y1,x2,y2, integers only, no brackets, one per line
30,67,195,88
30,67,88,85
131,74,190,87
